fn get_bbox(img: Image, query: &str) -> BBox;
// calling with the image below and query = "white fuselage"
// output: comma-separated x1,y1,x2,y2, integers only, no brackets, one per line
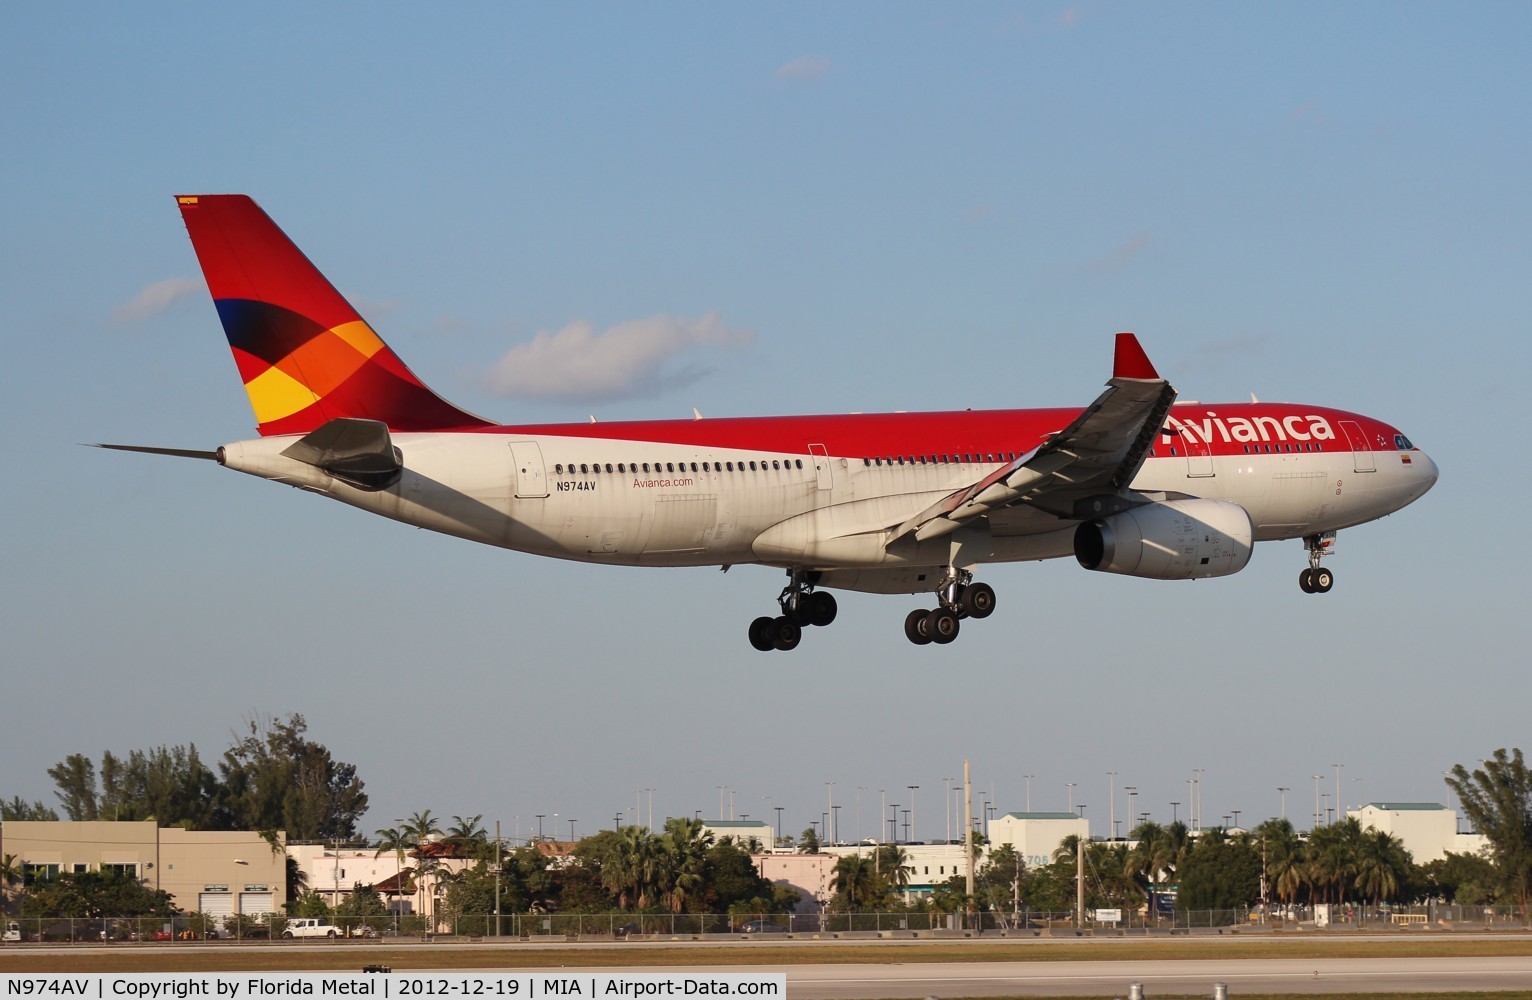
217,423,1436,594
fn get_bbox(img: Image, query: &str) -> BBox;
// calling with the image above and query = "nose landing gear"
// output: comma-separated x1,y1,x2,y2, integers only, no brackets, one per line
746,570,839,651
1299,532,1336,594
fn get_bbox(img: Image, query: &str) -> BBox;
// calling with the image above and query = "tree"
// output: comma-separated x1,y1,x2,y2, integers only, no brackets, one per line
218,714,368,840
373,825,414,918
1354,828,1412,906
21,869,174,919
0,853,21,916
46,754,98,821
1176,835,1261,914
1256,818,1308,908
1,796,58,821
1307,818,1363,905
798,826,820,854
658,817,713,913
830,852,879,911
1446,748,1532,908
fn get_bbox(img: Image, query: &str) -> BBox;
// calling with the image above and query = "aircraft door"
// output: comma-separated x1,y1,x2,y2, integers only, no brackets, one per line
1338,420,1375,473
808,444,833,491
507,441,550,498
1183,432,1214,478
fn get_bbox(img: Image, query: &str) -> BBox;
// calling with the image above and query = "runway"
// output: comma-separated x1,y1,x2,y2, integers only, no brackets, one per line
776,956,1532,997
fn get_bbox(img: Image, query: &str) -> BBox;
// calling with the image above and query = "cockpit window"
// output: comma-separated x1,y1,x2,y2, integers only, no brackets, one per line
1394,434,1414,450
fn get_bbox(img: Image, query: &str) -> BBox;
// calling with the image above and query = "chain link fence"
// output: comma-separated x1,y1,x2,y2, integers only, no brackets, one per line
4,904,1528,943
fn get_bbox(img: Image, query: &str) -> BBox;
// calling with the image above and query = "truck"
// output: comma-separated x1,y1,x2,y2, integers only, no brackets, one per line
281,918,337,939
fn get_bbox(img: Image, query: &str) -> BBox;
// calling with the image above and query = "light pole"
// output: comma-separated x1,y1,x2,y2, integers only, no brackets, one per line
536,815,545,841
1194,768,1206,833
1170,801,1180,824
1312,775,1323,830
831,805,841,845
774,806,784,848
1332,763,1344,823
888,804,899,844
568,818,576,841
1125,787,1137,833
1107,772,1117,841
1066,783,1076,812
1277,787,1289,821
826,781,835,841
718,786,725,820
1187,778,1196,833
1232,809,1241,829
907,786,919,843
1353,777,1364,813
943,777,953,842
1024,774,1034,812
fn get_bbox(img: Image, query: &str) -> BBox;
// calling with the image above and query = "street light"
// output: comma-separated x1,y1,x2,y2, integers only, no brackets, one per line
907,786,919,843
1107,772,1117,841
1125,787,1137,832
1024,774,1034,812
1066,783,1076,811
774,806,784,847
1170,801,1180,824
1277,787,1289,821
536,815,545,841
1312,775,1324,830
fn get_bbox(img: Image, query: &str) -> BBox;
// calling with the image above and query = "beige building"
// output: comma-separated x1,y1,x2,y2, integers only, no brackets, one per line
1346,802,1489,863
0,821,286,919
986,812,1090,869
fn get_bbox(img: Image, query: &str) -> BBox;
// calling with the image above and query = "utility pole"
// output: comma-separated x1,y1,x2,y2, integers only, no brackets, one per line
493,820,502,938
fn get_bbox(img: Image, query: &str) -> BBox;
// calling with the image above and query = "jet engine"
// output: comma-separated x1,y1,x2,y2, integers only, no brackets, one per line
1074,498,1254,580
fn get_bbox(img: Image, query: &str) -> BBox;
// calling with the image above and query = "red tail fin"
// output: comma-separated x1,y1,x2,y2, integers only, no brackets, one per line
176,195,491,436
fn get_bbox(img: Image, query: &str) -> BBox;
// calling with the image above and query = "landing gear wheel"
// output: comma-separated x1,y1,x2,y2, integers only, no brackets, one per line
928,608,960,644
748,616,778,651
806,591,838,627
960,582,996,619
772,617,802,651
1299,568,1316,594
1313,567,1334,593
904,608,933,645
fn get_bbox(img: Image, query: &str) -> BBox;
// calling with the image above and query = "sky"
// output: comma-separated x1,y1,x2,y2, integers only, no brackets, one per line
3,2,1529,849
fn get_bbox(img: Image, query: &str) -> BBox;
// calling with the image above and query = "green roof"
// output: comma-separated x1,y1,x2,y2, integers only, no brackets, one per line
1001,812,1083,821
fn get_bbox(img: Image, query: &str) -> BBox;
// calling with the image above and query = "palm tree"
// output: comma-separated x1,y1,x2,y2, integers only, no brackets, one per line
0,853,21,915
1257,819,1307,909
1354,829,1411,907
658,817,712,913
403,811,443,925
831,852,878,910
373,825,414,920
1308,817,1363,906
1126,820,1189,916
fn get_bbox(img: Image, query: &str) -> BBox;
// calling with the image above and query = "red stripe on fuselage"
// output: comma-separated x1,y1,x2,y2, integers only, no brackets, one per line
459,404,1409,458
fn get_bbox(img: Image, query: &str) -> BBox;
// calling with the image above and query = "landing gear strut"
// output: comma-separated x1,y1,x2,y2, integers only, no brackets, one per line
904,570,996,646
1299,532,1336,594
746,570,838,651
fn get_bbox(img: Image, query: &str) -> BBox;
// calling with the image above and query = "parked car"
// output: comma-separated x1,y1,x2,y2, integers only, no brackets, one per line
739,920,788,934
3,922,21,943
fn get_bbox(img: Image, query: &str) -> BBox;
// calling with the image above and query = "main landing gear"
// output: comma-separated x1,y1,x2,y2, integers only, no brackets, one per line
748,570,838,652
1298,532,1336,594
904,571,996,646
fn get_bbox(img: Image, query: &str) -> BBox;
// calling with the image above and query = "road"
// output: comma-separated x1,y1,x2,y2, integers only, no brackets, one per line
774,956,1532,997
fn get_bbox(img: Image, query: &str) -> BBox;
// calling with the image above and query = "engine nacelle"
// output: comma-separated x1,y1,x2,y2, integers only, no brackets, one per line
1074,498,1254,580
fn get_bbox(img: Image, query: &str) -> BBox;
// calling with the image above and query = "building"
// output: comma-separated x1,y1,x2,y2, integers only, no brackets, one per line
0,821,286,920
1346,802,1489,863
753,852,834,913
700,819,774,848
986,812,1090,869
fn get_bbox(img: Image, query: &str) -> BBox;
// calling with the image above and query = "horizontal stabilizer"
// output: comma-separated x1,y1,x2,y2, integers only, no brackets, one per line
281,417,401,490
91,444,219,461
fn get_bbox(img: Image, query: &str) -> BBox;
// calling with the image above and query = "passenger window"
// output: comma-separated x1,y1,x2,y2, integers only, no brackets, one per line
772,460,780,470
555,464,564,475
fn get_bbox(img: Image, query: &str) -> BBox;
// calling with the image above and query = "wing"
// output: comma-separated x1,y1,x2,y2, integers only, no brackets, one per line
891,333,1175,543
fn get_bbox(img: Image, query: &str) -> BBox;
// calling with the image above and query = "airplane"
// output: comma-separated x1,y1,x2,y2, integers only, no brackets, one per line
100,194,1439,651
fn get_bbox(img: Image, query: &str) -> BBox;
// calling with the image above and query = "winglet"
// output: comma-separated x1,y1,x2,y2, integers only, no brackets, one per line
1113,332,1159,381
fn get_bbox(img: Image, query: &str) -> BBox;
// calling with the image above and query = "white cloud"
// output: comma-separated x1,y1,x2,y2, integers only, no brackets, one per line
112,276,201,324
481,312,754,402
774,55,831,83
1083,231,1151,276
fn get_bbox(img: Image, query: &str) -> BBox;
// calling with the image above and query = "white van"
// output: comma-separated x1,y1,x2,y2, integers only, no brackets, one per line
282,917,337,939
2,922,20,942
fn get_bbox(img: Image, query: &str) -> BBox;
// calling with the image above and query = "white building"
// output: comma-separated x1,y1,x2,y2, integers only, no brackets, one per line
986,812,1090,869
700,819,774,848
1346,802,1488,863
